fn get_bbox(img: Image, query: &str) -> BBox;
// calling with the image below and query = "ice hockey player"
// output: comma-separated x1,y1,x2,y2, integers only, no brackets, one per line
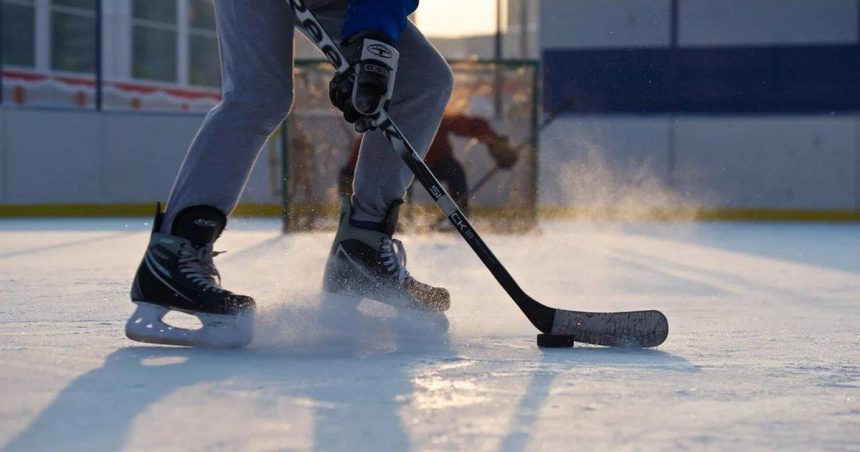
126,0,454,347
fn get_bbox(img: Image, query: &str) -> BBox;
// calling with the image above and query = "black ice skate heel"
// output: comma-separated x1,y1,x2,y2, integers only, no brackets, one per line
323,198,449,312
126,204,256,348
322,198,450,331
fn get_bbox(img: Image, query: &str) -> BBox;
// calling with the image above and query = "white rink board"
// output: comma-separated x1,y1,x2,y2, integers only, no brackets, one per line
0,218,858,450
540,0,671,49
539,115,860,210
0,108,281,205
679,0,858,46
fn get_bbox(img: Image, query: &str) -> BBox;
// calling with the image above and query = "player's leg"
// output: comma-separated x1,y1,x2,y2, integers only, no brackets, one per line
314,10,454,311
127,0,296,347
350,24,454,222
163,0,296,226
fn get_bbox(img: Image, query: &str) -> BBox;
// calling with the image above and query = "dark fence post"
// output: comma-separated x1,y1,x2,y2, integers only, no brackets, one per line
493,0,503,118
94,0,102,110
280,119,290,232
0,0,5,105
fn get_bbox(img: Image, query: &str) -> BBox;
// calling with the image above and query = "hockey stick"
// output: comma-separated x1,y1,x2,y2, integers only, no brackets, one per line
466,166,501,199
289,0,668,347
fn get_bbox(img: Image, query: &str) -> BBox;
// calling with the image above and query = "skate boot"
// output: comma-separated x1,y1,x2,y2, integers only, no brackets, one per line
324,198,450,313
126,204,255,348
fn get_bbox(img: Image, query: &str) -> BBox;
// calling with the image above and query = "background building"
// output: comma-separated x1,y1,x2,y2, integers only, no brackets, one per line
539,0,860,214
0,0,858,218
1,0,220,111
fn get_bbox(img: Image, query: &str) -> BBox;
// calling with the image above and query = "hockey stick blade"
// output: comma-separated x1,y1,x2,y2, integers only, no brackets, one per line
288,0,670,348
551,308,668,348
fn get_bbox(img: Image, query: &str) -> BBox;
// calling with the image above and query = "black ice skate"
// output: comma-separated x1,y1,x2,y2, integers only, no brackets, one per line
126,204,255,348
324,198,450,313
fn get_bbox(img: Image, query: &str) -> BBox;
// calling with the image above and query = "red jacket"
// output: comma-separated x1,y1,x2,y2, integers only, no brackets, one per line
346,114,500,170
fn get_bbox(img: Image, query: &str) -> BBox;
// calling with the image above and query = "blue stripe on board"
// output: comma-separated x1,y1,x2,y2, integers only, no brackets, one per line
543,45,860,115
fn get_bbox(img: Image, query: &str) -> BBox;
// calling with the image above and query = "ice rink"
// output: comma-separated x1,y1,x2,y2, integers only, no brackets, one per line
1,218,858,451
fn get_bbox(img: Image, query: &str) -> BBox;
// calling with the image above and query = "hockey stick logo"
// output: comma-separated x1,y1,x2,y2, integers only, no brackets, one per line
430,185,442,199
449,212,475,239
289,0,347,73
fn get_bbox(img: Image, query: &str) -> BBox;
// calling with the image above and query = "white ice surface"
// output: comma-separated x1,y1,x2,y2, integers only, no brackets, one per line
0,219,858,451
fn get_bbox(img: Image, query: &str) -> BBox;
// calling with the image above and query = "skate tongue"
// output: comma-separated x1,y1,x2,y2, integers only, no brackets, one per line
171,205,226,247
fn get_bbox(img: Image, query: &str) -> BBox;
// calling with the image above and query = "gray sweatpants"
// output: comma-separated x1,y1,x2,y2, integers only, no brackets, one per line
163,0,453,228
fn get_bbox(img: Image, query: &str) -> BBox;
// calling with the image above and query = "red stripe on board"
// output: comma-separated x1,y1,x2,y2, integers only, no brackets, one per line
2,70,221,100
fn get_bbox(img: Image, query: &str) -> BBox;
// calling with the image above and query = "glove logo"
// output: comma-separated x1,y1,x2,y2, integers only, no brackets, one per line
194,218,219,228
367,44,393,59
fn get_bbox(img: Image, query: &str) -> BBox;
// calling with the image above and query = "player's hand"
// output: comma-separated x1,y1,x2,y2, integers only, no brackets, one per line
329,32,399,133
488,135,518,169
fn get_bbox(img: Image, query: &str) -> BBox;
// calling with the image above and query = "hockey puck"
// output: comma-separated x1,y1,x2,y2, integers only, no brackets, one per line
536,334,575,348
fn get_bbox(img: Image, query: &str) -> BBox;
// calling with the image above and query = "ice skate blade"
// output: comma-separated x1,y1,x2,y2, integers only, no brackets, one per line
125,301,253,348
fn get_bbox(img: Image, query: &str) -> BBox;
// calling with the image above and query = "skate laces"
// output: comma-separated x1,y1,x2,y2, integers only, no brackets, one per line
178,243,225,292
380,238,410,283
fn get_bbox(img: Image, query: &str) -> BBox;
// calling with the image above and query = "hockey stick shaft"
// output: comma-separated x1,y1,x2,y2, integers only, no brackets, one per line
466,137,535,200
466,166,500,199
288,0,555,332
376,114,555,330
467,97,575,201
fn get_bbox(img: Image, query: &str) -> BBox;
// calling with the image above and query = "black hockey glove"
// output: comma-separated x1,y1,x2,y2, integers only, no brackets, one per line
488,135,518,169
329,32,399,133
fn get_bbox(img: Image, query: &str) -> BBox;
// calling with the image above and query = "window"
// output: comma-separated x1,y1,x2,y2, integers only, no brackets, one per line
50,0,96,73
131,0,177,82
1,0,36,67
188,0,218,87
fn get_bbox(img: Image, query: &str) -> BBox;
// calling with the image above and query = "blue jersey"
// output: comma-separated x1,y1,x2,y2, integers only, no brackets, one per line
342,0,418,43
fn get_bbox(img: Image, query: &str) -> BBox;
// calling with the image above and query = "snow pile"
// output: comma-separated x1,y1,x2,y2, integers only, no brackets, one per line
251,290,450,355
543,132,706,221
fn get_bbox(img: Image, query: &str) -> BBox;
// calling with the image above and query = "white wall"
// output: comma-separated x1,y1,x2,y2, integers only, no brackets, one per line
680,0,858,46
0,107,280,206
4,110,103,202
541,0,671,49
0,108,6,201
539,116,860,210
539,117,672,207
673,117,858,209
